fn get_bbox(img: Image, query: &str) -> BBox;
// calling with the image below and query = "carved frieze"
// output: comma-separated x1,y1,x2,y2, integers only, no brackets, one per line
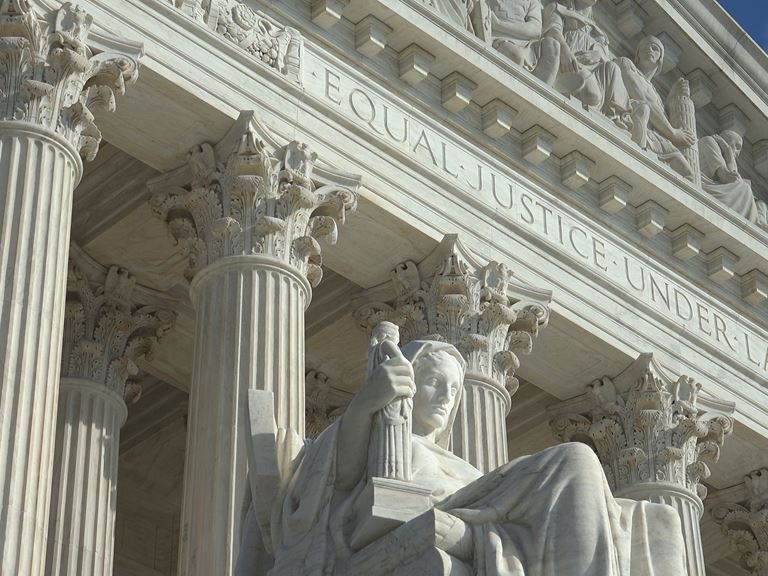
0,1,141,160
149,112,358,284
177,0,303,84
355,235,550,394
63,246,176,401
549,353,734,499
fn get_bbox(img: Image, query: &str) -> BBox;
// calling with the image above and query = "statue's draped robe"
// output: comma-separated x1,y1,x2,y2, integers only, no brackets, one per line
270,423,686,576
699,134,760,222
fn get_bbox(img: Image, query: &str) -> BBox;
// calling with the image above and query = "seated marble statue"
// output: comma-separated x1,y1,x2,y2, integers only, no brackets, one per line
543,0,630,122
615,36,697,179
263,337,687,575
699,130,767,229
488,0,560,85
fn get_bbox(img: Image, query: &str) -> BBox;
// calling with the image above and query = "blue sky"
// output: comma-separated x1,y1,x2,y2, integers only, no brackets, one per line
718,0,768,51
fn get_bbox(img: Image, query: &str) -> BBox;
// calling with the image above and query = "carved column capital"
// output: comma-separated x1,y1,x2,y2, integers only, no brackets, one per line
712,469,768,576
355,234,550,396
149,111,358,285
549,353,734,500
63,245,176,402
0,0,141,161
305,369,351,438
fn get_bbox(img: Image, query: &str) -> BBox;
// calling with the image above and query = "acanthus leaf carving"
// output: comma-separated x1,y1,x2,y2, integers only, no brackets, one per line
63,246,176,402
712,469,768,576
0,0,140,160
354,234,551,393
150,112,358,284
549,353,734,498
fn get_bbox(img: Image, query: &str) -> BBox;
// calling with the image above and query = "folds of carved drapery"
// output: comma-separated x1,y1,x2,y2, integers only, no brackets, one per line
549,353,735,576
46,246,175,576
355,235,551,472
149,110,359,576
0,3,141,574
710,468,768,576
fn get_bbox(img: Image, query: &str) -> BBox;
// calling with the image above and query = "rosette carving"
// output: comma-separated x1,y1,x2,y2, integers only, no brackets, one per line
712,469,768,576
0,1,141,160
354,235,551,393
150,113,358,285
63,246,176,401
549,353,734,499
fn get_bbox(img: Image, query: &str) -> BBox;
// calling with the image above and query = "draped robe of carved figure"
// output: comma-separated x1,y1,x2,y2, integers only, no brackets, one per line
264,339,687,576
488,0,560,85
543,0,630,122
615,36,696,178
699,130,765,225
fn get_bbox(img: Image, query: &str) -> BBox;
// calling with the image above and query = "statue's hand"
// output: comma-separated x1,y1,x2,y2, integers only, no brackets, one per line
562,49,580,74
576,50,602,66
355,340,415,416
672,128,696,148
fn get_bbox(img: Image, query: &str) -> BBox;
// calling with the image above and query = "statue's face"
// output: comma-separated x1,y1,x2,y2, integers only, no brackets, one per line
637,38,663,71
412,352,463,436
723,131,743,156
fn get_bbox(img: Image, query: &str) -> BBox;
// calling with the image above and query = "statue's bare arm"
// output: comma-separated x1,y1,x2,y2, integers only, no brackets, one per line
491,2,542,42
335,341,416,490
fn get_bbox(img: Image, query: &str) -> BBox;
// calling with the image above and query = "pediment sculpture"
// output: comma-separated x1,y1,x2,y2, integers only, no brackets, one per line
237,321,687,575
699,129,768,231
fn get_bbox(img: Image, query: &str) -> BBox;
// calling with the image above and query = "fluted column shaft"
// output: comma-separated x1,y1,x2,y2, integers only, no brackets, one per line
618,482,704,576
0,126,80,576
178,255,309,576
45,379,127,576
452,373,510,473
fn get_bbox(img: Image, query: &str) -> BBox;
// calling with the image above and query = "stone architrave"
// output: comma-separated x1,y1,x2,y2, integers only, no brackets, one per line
711,469,768,576
46,246,175,576
549,353,735,576
149,111,359,576
0,3,141,574
355,235,551,472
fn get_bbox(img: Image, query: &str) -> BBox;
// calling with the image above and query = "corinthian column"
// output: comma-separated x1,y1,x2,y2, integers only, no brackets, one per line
150,112,358,575
0,4,140,574
46,246,174,576
355,235,551,472
711,468,768,576
549,354,735,576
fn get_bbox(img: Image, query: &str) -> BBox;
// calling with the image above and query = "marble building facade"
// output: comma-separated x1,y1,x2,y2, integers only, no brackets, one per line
0,0,767,574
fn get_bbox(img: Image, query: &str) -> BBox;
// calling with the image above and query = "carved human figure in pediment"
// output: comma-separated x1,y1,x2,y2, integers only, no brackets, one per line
615,36,697,179
543,1,630,123
699,130,768,229
488,0,560,85
241,325,688,576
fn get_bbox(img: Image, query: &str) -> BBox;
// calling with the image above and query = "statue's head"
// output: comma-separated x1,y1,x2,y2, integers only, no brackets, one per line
635,36,665,78
401,340,466,448
721,130,743,157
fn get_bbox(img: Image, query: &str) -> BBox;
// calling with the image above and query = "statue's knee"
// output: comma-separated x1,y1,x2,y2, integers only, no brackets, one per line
540,36,560,58
632,102,650,122
552,442,601,470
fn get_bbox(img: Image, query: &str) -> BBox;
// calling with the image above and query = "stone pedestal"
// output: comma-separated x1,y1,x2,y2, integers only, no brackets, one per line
46,251,173,576
549,353,735,576
150,112,358,575
0,3,139,574
355,235,550,472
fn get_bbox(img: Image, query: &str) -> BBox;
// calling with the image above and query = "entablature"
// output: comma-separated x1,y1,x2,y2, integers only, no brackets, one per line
62,0,768,434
